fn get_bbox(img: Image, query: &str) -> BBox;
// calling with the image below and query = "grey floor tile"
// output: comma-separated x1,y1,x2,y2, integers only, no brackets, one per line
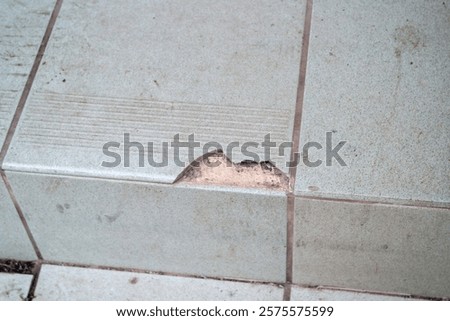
291,286,410,301
4,0,306,182
293,197,450,298
35,264,283,301
7,171,287,282
0,177,36,260
0,0,55,146
295,0,450,204
0,273,32,301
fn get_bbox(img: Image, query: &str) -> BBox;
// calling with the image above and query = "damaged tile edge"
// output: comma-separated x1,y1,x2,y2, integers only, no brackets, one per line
3,169,288,197
174,150,289,191
3,155,289,192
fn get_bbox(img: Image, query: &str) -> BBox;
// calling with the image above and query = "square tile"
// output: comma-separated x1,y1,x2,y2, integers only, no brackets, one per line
293,197,450,298
295,0,450,204
7,171,287,282
0,177,36,260
35,264,283,300
4,0,306,183
0,0,55,146
0,273,32,301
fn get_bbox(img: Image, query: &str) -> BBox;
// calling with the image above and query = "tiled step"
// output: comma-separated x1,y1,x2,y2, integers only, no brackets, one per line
0,0,448,301
3,0,306,181
34,264,283,301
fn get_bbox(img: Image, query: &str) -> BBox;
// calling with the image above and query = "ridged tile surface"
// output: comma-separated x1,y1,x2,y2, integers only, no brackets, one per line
4,0,306,182
0,0,55,146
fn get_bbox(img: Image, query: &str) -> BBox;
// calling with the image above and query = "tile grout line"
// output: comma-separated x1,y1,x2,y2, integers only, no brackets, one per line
295,284,446,301
287,0,313,190
0,0,63,166
26,260,42,301
283,0,313,301
1,171,42,260
283,195,294,301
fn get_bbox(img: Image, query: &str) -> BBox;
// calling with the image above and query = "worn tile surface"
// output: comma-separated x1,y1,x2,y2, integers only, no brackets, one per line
295,0,450,204
293,198,450,298
291,286,411,301
0,273,32,301
35,265,283,301
7,171,287,282
4,0,306,182
0,177,36,260
0,0,54,147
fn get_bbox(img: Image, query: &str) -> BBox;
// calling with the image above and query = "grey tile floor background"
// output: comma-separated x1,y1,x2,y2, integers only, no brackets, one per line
0,0,449,300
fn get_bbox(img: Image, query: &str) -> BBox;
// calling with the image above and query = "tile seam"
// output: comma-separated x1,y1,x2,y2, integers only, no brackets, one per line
298,194,450,210
284,0,314,301
291,283,448,301
26,259,42,301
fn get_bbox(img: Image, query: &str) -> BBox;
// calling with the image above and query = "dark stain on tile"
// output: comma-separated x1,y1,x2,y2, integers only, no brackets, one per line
56,204,64,213
393,24,424,58
56,203,71,213
104,211,123,223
